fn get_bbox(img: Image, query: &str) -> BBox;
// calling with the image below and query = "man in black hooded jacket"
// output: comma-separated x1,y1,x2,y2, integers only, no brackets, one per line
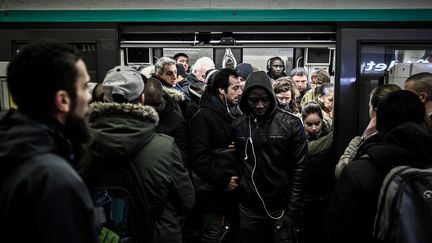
233,70,308,242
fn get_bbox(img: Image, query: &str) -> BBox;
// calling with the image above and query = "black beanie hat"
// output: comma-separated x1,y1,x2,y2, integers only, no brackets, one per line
235,63,253,80
176,63,186,77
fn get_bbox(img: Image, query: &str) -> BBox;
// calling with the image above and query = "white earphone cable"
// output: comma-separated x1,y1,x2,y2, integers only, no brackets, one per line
245,116,284,220
223,92,236,119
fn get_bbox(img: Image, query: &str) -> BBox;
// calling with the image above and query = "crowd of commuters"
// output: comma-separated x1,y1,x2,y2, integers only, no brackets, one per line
1,40,432,243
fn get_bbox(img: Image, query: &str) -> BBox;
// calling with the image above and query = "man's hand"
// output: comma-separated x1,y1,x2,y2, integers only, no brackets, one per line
225,176,238,191
275,214,299,240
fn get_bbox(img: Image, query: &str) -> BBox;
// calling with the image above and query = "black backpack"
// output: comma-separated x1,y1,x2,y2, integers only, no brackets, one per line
373,165,432,243
82,156,153,243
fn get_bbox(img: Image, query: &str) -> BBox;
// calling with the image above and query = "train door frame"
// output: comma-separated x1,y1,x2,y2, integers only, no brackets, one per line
335,25,432,156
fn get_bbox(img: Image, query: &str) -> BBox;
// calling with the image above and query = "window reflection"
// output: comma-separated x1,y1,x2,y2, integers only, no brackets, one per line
358,43,432,133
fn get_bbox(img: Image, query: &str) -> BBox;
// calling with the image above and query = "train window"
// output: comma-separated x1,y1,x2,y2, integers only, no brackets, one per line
163,48,213,67
160,47,333,79
243,48,293,72
358,42,432,132
305,48,331,66
126,48,151,65
214,48,242,69
13,41,100,83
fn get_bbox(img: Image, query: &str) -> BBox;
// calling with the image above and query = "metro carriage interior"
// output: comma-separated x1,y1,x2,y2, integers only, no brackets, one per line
1,8,432,156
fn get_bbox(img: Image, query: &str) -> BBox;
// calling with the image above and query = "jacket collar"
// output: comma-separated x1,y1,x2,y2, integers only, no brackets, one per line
89,102,159,125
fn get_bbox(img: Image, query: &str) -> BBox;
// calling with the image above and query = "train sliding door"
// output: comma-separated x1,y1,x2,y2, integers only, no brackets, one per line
335,27,432,156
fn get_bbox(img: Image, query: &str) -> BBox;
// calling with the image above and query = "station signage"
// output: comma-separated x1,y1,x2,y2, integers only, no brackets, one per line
361,59,430,74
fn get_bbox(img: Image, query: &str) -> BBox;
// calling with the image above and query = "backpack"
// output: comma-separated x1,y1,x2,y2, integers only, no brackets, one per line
82,156,153,243
373,165,432,243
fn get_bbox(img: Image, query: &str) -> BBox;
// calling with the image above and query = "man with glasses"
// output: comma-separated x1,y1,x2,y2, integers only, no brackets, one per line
151,56,187,114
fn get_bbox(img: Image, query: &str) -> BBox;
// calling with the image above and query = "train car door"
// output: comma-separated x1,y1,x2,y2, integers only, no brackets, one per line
335,27,432,156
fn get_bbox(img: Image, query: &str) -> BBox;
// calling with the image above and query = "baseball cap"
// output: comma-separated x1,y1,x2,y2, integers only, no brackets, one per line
102,66,144,102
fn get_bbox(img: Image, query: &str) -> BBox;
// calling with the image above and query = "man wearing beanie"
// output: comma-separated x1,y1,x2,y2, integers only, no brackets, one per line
233,71,308,242
235,63,254,81
79,66,194,243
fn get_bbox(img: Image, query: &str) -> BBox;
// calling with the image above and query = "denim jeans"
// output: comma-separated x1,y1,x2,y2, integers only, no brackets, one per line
239,205,293,243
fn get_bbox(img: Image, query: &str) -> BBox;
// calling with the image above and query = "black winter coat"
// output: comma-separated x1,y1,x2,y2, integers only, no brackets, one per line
156,94,189,165
0,110,98,243
233,71,308,217
323,123,432,243
189,91,239,211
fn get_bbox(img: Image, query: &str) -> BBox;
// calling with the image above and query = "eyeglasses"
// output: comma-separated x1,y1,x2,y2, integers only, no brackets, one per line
164,71,176,76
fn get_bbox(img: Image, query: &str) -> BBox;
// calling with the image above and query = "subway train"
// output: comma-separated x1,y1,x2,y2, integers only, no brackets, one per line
1,4,432,156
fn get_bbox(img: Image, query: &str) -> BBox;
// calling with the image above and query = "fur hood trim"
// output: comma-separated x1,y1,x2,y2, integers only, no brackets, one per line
163,86,185,102
90,102,159,125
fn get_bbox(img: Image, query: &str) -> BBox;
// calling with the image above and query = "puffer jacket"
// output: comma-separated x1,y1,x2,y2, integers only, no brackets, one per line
79,103,194,243
233,71,308,217
0,109,98,243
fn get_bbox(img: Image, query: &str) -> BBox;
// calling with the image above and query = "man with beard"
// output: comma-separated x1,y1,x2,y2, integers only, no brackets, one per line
233,71,308,242
266,57,287,80
0,41,97,242
189,68,242,242
80,66,194,243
